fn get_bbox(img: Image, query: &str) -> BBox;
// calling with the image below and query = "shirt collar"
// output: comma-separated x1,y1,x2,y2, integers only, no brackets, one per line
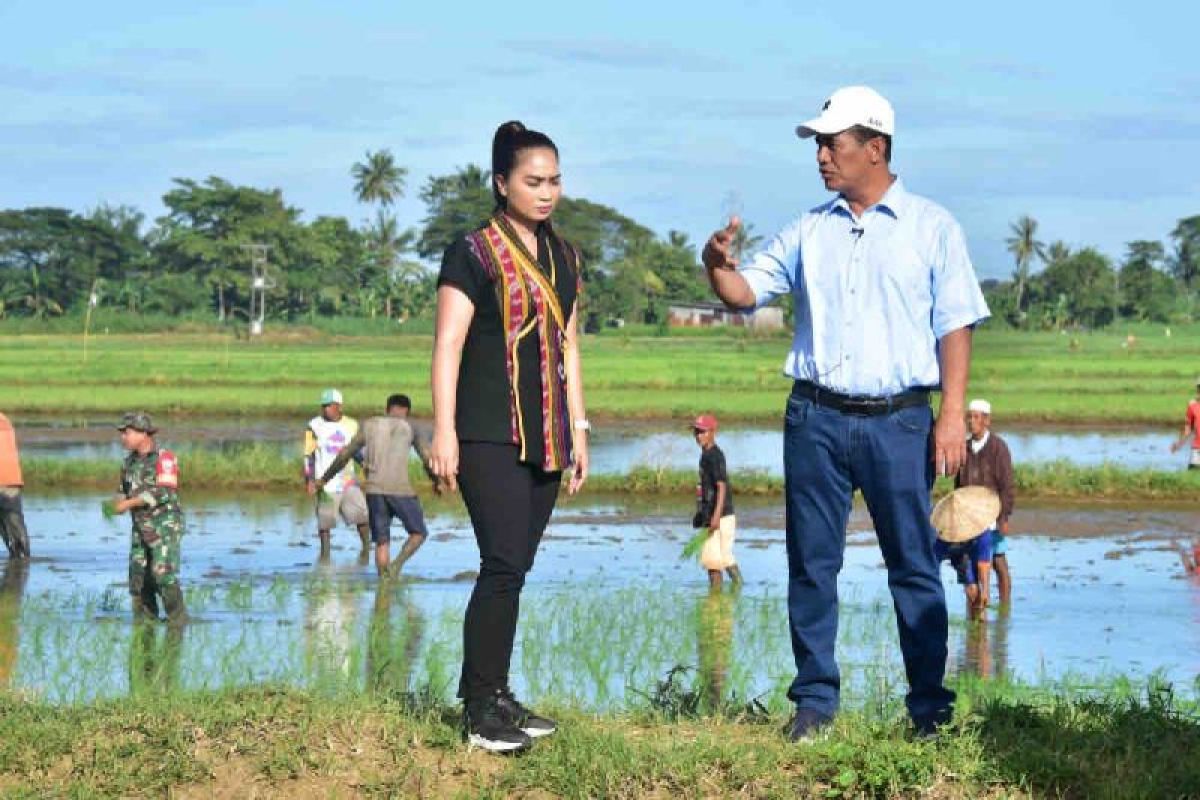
830,176,907,221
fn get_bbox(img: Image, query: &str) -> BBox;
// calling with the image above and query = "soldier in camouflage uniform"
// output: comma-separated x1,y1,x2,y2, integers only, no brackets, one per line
109,412,188,625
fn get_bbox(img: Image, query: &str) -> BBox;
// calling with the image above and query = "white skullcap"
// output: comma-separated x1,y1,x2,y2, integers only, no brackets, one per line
968,399,992,415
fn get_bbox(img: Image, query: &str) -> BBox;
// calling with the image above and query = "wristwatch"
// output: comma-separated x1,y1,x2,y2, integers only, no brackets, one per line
573,419,591,432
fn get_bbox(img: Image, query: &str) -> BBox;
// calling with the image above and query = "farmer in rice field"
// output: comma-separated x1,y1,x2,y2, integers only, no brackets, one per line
931,486,1000,619
1168,377,1200,470
0,412,31,560
955,399,1015,605
316,393,441,577
109,412,188,625
702,85,989,740
304,389,370,559
692,413,742,589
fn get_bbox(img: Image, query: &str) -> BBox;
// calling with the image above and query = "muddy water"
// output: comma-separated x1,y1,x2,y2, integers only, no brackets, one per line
3,493,1198,707
14,417,1189,473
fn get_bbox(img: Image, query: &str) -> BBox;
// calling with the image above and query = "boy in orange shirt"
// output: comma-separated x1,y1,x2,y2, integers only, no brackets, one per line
0,413,30,559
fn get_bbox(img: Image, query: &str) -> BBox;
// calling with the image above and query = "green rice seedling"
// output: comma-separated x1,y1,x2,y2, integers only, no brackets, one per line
679,528,709,561
224,579,254,611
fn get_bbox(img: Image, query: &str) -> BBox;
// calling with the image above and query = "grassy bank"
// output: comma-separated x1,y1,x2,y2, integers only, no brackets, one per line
22,447,1200,500
2,324,1200,423
595,461,1200,500
0,680,1196,798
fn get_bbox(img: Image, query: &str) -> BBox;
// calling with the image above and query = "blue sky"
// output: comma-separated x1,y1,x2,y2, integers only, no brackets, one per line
2,0,1197,278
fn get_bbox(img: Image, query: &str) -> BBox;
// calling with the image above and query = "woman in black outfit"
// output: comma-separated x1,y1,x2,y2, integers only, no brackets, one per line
429,121,589,753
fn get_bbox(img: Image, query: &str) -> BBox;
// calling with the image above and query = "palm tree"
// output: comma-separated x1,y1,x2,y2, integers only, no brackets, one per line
1005,215,1046,315
365,212,415,318
1043,240,1071,265
351,150,407,208
352,150,412,318
730,220,764,262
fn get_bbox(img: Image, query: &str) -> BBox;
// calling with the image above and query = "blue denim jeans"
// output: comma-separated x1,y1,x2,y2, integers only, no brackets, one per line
783,386,955,723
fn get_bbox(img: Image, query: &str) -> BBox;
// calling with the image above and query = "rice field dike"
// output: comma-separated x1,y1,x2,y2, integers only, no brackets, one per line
0,574,1198,798
20,445,1200,500
3,320,1200,424
0,678,1196,797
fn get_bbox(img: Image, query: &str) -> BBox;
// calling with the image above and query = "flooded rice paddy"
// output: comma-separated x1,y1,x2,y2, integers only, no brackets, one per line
15,416,1191,474
3,493,1198,709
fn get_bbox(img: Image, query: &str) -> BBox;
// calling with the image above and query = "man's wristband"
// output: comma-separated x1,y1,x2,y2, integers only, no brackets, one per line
574,419,591,432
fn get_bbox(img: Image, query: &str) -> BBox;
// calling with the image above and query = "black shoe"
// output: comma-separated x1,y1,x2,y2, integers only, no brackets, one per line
785,708,833,742
464,696,532,753
912,707,953,740
495,688,557,738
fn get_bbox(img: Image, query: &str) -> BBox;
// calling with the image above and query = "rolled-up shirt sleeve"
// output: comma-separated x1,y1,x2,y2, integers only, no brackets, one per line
931,219,990,339
737,221,800,311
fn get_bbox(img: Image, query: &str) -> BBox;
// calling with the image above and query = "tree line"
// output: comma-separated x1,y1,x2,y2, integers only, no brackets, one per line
987,215,1200,329
1,150,1195,330
0,152,719,331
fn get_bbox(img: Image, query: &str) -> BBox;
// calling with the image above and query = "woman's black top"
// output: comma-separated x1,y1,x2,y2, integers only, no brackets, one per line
437,222,578,467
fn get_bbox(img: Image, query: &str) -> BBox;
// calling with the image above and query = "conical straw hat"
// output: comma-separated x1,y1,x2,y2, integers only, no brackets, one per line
931,486,1001,543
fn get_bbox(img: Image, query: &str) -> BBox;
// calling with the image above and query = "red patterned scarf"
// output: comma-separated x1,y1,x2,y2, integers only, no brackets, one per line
466,215,576,471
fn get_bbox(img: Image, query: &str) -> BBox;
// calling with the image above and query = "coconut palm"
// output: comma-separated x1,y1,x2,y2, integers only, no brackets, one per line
351,150,407,208
1005,215,1046,314
731,220,764,262
1043,240,1071,265
352,150,413,317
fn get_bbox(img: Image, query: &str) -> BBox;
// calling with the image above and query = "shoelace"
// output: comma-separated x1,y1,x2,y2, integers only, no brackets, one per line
497,689,530,718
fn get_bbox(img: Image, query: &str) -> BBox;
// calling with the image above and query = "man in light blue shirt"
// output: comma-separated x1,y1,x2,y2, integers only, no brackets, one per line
702,85,990,740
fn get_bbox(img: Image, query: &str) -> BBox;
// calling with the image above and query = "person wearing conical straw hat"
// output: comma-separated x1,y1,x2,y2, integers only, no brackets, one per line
931,486,1000,617
956,399,1015,604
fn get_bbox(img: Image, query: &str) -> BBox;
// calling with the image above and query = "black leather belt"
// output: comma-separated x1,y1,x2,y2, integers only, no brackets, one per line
791,381,930,417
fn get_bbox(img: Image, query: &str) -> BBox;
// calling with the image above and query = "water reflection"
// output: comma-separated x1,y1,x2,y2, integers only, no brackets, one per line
696,589,737,711
129,623,185,696
959,605,1011,681
305,563,358,685
366,582,425,697
0,560,29,688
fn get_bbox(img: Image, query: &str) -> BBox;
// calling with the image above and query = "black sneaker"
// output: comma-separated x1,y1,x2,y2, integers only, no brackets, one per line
912,707,953,740
495,688,557,738
464,696,532,753
785,708,833,742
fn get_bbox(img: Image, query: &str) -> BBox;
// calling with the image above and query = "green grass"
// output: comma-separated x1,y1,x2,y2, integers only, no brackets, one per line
21,447,1200,499
2,323,1199,422
4,578,1199,796
0,680,1195,797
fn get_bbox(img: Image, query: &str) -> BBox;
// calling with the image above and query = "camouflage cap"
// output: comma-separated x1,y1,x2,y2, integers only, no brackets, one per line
117,411,157,434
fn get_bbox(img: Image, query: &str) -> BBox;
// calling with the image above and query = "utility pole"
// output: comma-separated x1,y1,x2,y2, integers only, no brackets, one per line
240,244,272,336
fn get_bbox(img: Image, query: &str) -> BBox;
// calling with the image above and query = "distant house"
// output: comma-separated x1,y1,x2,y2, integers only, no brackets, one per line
666,301,784,331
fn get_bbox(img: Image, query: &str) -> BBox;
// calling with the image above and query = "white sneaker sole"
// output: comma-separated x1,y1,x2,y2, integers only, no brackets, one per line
522,725,556,738
467,733,529,752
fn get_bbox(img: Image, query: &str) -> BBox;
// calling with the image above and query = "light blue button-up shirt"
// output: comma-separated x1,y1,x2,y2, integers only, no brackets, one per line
739,178,990,396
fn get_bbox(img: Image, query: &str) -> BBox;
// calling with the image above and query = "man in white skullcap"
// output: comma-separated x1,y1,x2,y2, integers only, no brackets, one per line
955,399,1015,603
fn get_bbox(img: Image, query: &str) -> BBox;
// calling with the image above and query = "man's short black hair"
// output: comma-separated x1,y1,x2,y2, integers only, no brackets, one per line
386,393,411,410
847,125,892,163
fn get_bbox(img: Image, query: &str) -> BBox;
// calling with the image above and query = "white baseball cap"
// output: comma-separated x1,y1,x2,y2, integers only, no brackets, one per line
968,399,992,415
796,85,895,139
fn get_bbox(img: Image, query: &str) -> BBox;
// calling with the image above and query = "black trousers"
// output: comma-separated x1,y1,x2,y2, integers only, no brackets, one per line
0,489,30,559
457,442,560,701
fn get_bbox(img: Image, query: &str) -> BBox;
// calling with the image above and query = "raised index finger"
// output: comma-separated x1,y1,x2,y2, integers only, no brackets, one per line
713,216,740,244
